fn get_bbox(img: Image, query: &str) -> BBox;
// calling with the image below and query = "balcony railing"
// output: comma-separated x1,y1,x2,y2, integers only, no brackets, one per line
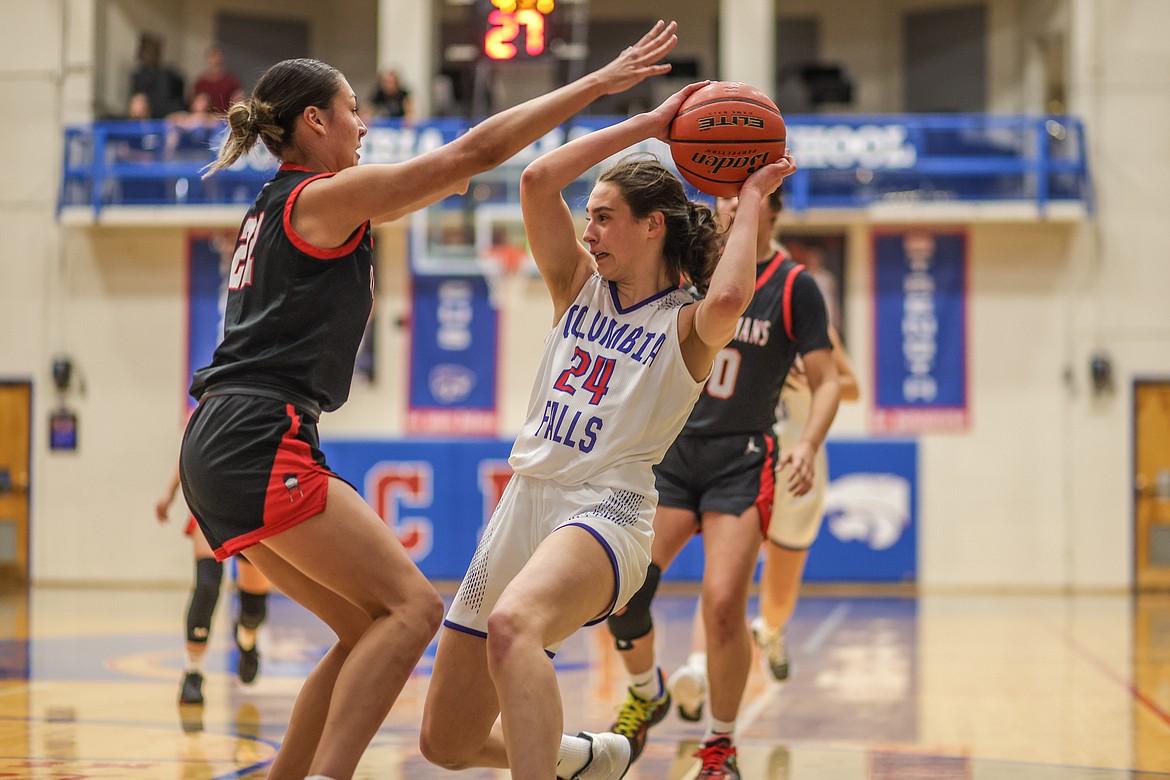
59,113,1091,220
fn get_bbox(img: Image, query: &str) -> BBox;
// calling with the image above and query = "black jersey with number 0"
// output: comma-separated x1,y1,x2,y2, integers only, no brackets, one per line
684,251,831,436
189,164,374,412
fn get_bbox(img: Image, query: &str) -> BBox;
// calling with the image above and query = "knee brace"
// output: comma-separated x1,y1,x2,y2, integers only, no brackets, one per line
607,563,661,650
186,558,223,644
237,589,268,631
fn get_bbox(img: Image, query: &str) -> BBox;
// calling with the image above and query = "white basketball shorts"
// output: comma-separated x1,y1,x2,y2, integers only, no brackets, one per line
768,445,828,550
444,473,654,654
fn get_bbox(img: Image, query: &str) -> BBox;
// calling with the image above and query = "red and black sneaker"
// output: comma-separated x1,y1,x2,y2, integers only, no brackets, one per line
694,735,739,779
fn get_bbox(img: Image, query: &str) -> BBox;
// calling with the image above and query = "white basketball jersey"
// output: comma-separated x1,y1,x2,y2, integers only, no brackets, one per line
509,273,704,496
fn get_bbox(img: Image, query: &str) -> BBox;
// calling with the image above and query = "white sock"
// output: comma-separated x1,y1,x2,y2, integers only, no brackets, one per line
236,624,257,651
556,733,593,777
685,652,707,672
705,717,736,743
185,653,204,673
630,666,662,700
756,618,781,638
305,775,338,779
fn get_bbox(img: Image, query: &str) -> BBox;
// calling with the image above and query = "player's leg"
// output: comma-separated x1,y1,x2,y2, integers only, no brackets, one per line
667,596,708,721
700,507,760,723
180,529,222,704
693,506,761,779
486,524,620,780
232,556,270,684
419,626,507,770
606,504,695,760
244,477,444,780
754,542,809,680
756,446,824,681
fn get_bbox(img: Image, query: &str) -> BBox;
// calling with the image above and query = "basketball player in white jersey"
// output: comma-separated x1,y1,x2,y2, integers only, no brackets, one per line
419,81,797,779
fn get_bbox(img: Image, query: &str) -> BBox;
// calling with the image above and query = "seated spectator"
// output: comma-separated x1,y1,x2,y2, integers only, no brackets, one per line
130,33,185,119
168,92,220,129
167,92,223,160
191,46,240,115
126,92,152,121
368,68,414,121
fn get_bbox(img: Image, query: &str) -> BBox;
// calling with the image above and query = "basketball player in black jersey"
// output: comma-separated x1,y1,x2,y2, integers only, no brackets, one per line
602,188,843,779
179,22,682,780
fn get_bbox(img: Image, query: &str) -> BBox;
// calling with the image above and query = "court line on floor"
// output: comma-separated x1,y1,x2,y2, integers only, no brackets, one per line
1058,628,1170,732
801,602,851,654
739,600,852,735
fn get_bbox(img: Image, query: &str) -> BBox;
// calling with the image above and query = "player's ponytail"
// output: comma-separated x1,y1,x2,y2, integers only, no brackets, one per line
203,58,341,179
677,199,719,294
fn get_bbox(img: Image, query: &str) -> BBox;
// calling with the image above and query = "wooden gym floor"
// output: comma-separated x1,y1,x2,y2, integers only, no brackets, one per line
0,584,1166,779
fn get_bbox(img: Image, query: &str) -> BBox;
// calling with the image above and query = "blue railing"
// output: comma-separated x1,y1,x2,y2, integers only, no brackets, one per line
59,113,1091,217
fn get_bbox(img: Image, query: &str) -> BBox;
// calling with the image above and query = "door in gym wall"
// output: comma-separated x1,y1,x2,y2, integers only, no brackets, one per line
1135,380,1170,590
0,383,31,584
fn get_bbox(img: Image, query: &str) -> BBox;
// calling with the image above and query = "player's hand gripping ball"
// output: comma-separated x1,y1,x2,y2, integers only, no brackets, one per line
669,82,787,198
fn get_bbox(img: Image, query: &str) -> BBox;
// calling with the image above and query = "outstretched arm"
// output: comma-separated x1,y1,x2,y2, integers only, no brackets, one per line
298,21,680,246
519,82,710,316
679,153,798,379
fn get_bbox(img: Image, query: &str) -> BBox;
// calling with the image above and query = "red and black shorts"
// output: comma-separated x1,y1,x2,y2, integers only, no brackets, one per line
653,430,777,536
179,392,339,562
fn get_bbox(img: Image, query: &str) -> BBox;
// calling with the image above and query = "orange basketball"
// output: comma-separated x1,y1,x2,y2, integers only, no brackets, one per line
668,82,786,198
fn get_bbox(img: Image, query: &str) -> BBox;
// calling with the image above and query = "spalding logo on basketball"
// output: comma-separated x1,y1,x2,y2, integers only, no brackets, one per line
669,82,786,199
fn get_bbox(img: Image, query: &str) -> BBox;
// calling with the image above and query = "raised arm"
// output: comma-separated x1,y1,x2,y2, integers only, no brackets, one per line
679,154,797,379
300,21,680,246
519,82,709,316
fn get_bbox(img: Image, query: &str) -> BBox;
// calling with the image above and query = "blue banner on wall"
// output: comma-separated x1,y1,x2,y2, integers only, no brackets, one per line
872,230,968,433
408,275,499,435
320,438,514,579
187,232,232,410
803,439,918,582
317,438,917,583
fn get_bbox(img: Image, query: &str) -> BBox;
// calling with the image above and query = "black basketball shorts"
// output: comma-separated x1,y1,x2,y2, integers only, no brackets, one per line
653,430,776,534
179,393,339,561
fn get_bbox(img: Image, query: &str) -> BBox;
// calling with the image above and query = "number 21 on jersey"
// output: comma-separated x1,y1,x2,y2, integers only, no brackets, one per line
228,213,265,290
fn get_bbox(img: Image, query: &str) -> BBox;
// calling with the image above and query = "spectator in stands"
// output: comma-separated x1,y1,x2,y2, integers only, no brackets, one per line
368,68,414,121
130,33,186,119
126,92,151,120
167,92,223,160
191,46,241,115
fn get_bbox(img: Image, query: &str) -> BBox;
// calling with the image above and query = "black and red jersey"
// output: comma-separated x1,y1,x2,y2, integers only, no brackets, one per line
190,164,374,413
683,250,831,436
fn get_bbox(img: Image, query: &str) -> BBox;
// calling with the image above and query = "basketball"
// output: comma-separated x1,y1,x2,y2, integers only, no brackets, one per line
668,82,786,198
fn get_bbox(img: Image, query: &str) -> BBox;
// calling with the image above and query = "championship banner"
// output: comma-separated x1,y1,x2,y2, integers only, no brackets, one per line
186,232,232,410
408,275,499,435
871,230,968,433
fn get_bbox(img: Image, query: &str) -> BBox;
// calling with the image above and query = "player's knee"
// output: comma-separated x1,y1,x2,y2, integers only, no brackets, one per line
703,589,748,640
186,558,223,643
237,589,267,630
413,585,445,637
607,563,660,650
485,602,534,666
390,583,444,654
419,727,480,770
